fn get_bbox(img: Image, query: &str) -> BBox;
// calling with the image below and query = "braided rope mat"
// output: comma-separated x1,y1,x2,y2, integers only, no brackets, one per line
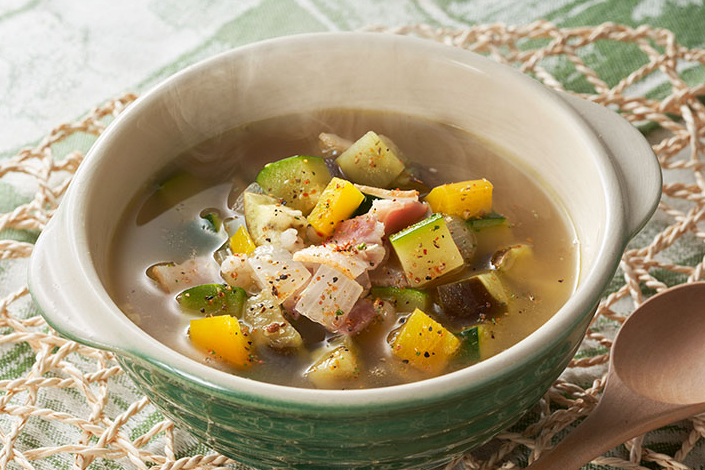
1,21,704,470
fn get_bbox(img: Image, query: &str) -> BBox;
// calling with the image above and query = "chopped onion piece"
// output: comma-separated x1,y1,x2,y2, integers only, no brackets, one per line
148,257,218,293
294,265,363,333
318,132,353,158
248,245,311,304
354,184,418,200
292,244,370,279
220,254,257,293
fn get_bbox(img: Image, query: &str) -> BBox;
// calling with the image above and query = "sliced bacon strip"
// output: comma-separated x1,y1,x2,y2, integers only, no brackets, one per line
371,198,429,235
328,213,385,246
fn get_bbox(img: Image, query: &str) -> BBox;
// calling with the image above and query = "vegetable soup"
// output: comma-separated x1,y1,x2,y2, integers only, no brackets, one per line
108,110,579,389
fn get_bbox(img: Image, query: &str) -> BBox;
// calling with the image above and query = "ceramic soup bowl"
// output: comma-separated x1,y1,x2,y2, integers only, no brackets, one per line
29,33,661,469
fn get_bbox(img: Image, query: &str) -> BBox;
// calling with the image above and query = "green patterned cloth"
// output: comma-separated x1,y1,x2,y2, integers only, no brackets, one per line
2,1,705,470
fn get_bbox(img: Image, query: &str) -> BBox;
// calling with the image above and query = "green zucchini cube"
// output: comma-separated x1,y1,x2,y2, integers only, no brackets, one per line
436,272,508,320
389,213,464,287
256,155,331,214
176,283,247,317
335,131,405,187
456,324,487,363
369,286,430,312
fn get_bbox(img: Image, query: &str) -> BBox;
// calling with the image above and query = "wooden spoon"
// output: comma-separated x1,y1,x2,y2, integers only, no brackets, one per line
526,282,705,470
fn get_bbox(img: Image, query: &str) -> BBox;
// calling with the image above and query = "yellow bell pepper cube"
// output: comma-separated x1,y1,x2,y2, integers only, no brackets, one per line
189,315,253,368
229,225,256,254
307,177,365,237
391,308,460,373
424,179,493,218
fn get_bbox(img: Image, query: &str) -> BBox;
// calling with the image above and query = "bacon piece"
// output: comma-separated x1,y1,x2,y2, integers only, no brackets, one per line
332,298,377,335
368,260,410,289
371,199,429,235
328,214,385,246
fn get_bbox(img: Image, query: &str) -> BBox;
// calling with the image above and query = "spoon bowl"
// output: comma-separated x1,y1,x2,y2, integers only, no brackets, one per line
614,282,705,405
528,281,705,469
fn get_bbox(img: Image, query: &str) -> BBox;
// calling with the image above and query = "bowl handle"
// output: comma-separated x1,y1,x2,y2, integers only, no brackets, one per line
28,208,132,353
554,91,662,239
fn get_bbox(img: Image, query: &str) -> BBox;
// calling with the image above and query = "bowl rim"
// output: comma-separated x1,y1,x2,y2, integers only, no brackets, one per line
42,31,627,410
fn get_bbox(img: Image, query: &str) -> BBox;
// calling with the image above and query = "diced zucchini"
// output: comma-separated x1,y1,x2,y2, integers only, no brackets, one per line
369,286,430,312
389,213,464,287
176,283,247,317
244,290,303,350
491,243,533,272
243,192,308,246
456,324,487,363
390,308,460,373
466,212,508,231
424,179,493,218
307,177,365,237
436,273,508,320
443,214,477,263
255,155,331,214
306,342,360,388
200,209,223,233
335,131,405,187
189,315,253,368
351,193,380,217
229,225,256,254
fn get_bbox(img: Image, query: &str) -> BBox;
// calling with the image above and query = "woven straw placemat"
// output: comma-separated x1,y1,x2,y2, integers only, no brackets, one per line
1,21,704,470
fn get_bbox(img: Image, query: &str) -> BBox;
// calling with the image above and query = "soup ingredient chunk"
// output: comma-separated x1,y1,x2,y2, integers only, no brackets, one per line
456,324,488,362
176,283,247,317
466,212,508,230
335,131,405,187
148,258,219,293
229,226,257,255
425,179,493,219
243,192,308,247
491,243,533,272
244,290,303,350
443,215,477,263
255,155,332,214
306,341,360,388
248,245,311,303
307,177,365,236
436,273,508,321
391,308,460,373
189,315,253,368
389,213,464,287
370,286,430,312
294,264,364,333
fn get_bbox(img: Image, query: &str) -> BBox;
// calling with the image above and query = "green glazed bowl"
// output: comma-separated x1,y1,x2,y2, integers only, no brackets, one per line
28,33,661,469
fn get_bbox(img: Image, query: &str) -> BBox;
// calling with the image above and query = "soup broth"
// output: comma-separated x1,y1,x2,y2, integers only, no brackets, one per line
108,110,579,389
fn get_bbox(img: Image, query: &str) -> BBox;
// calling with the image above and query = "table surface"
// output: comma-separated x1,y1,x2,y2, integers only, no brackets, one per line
2,1,705,470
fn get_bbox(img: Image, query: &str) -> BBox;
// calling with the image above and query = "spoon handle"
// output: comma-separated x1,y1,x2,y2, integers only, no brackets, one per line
525,372,705,470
